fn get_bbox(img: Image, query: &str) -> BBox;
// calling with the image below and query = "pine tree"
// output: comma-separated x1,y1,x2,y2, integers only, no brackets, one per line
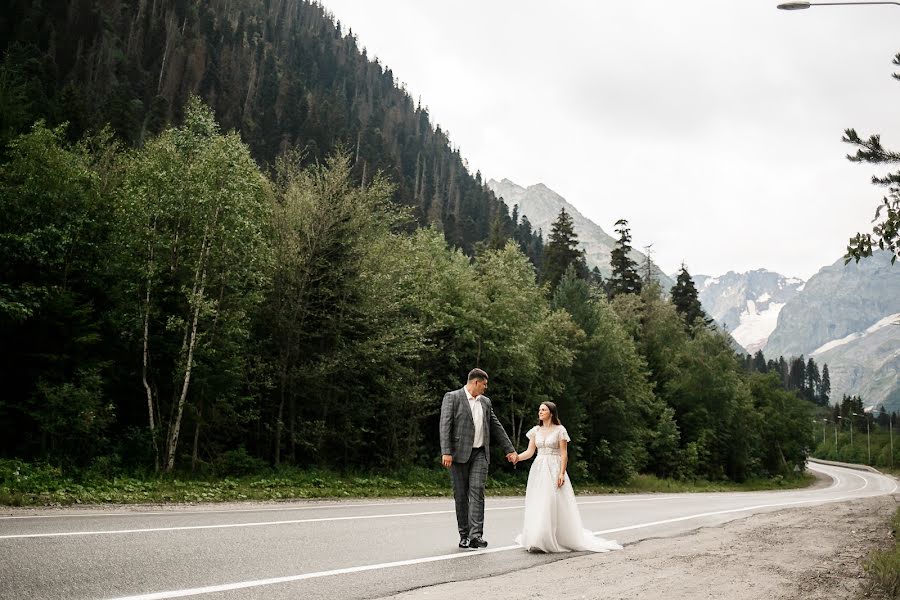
843,53,900,265
541,208,588,289
752,350,768,373
820,364,831,406
805,357,821,403
486,214,508,251
608,218,642,298
670,262,708,330
789,356,807,395
777,356,789,388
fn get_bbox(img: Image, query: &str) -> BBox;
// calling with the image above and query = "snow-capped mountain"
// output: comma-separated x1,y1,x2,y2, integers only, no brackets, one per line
764,251,900,413
809,312,900,415
694,270,805,354
487,178,673,288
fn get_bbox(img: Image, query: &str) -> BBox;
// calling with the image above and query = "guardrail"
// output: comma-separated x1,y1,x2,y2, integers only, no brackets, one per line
808,457,882,474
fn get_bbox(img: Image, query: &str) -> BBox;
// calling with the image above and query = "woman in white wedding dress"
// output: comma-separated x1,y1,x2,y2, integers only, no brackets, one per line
515,402,622,553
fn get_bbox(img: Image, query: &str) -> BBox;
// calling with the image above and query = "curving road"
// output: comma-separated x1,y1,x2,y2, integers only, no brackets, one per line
0,461,895,600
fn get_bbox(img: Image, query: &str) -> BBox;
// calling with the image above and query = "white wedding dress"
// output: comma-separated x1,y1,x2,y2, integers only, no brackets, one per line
515,425,623,553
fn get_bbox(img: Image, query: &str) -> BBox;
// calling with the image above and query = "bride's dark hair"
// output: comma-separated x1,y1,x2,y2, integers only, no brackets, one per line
539,402,561,426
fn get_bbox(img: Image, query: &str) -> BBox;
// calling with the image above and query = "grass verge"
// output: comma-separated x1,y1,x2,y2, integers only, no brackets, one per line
0,459,818,507
863,507,900,599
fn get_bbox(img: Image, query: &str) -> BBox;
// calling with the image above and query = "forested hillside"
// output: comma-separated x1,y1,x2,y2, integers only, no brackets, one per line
0,0,830,485
0,0,540,259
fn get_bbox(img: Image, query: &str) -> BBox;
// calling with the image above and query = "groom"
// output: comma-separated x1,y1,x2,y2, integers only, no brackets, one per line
440,368,518,549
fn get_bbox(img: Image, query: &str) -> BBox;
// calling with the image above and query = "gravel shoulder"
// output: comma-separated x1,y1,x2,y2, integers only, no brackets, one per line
386,492,899,600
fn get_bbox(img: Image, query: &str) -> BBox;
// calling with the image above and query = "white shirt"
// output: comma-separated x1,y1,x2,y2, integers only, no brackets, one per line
465,387,485,448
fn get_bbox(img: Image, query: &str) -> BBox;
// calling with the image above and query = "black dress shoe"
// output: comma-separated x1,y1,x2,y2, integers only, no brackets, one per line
458,536,469,548
468,537,488,549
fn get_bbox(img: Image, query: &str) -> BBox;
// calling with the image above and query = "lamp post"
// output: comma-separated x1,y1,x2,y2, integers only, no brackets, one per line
849,413,855,452
778,1,900,8
878,404,894,469
854,412,870,464
836,415,843,459
822,418,827,446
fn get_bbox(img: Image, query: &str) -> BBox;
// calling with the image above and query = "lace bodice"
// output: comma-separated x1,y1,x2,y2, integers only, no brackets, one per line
526,425,570,456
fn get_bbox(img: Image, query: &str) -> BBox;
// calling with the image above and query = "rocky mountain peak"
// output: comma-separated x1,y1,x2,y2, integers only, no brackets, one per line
487,178,673,287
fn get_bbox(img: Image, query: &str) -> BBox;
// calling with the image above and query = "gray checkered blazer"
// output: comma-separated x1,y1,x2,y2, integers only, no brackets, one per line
439,387,515,464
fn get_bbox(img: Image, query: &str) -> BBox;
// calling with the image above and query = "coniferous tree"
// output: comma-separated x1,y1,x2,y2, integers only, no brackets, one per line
843,53,900,265
752,350,768,373
670,263,708,330
486,214,508,251
541,208,588,289
777,356,789,388
820,364,831,406
788,356,807,396
805,357,821,403
609,218,642,298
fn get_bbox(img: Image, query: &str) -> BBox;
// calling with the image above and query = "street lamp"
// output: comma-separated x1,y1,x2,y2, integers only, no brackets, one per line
834,419,838,453
778,1,900,8
837,415,844,458
854,412,870,464
848,413,854,452
890,410,895,469
876,403,894,468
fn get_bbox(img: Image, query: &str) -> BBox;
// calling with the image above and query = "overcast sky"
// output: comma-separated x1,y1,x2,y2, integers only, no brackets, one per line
320,0,900,279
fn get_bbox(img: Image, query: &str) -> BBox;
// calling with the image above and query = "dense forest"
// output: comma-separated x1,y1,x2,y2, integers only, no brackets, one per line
0,0,846,483
0,0,544,261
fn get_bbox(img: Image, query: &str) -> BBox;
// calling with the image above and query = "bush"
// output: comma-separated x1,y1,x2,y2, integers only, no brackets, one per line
214,448,268,477
0,459,67,492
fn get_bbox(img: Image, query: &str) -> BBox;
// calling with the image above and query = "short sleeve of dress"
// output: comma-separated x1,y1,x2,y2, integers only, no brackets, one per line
525,426,538,441
559,426,571,442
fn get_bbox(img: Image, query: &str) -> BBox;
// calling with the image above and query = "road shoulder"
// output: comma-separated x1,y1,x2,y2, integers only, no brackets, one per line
385,494,899,600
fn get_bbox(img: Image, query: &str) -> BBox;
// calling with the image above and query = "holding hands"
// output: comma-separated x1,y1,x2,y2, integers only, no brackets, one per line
506,452,518,465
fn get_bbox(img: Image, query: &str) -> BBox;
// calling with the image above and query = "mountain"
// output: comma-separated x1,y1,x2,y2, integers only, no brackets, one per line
0,0,540,261
764,252,900,359
694,270,805,354
763,251,900,411
810,313,900,414
487,178,673,287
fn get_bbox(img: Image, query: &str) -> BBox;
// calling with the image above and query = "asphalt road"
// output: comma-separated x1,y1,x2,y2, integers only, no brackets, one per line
0,462,895,600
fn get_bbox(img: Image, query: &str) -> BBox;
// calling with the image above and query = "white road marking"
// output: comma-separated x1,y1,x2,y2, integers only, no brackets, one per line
1,461,846,522
99,471,897,600
0,500,436,520
0,497,689,540
0,464,874,540
0,509,459,539
102,544,522,600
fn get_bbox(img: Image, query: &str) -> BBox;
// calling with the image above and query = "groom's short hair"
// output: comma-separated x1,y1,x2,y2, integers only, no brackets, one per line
467,368,488,382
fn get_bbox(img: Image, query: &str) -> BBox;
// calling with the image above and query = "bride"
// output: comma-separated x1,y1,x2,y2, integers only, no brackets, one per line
515,402,622,553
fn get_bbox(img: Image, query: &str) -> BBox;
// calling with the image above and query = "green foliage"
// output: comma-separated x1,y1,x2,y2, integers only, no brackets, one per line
0,121,116,466
114,97,274,472
0,7,818,491
843,53,900,265
0,458,816,507
214,448,269,477
863,507,900,598
0,1,543,263
541,208,588,290
609,218,642,298
748,373,814,476
670,263,709,331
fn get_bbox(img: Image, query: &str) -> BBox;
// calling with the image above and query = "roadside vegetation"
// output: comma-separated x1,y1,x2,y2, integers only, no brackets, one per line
863,506,900,599
0,458,816,507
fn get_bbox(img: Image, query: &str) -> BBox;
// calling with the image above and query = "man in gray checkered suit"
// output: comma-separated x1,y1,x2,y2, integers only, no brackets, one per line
440,368,518,549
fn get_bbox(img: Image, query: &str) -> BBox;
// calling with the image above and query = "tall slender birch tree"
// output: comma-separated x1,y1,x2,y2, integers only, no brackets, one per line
115,98,272,472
